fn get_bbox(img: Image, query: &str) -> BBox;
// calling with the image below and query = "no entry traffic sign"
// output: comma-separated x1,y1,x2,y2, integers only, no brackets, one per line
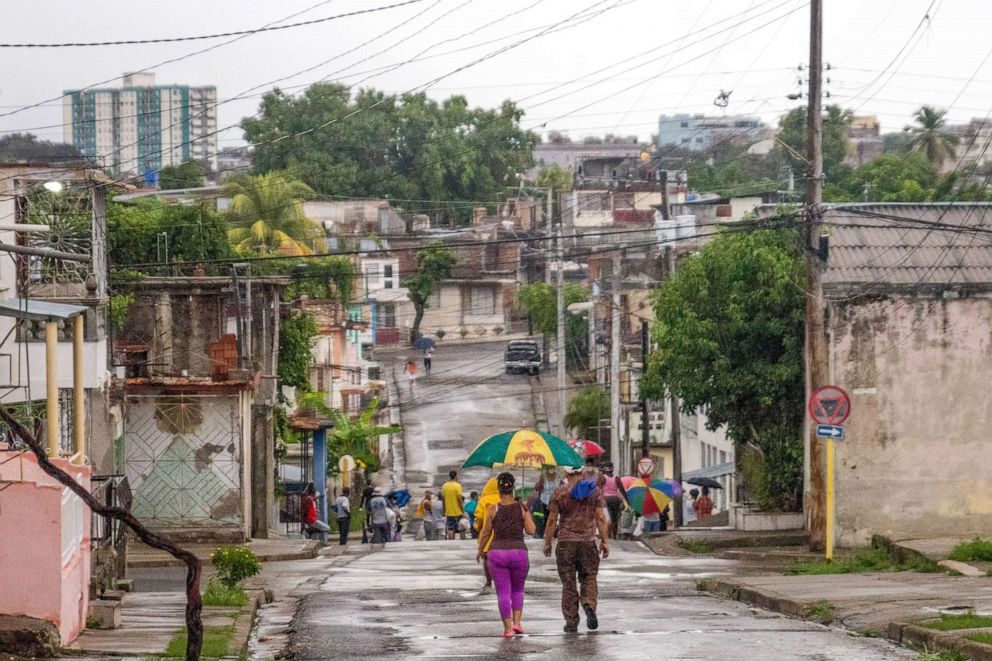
808,386,851,426
636,456,656,477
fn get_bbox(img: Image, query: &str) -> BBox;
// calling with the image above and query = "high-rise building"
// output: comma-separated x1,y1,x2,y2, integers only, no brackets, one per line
63,72,217,179
657,113,766,152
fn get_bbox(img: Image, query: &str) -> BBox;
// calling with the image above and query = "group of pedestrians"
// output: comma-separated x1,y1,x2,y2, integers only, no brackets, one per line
412,470,472,540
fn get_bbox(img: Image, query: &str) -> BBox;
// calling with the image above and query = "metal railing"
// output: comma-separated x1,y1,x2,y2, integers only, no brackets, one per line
90,474,132,594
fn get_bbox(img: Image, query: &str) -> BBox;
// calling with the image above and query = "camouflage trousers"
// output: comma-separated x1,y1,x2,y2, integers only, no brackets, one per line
555,540,600,625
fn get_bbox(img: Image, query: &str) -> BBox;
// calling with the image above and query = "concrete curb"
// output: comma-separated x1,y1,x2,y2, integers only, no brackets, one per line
889,622,992,660
128,540,322,568
231,590,266,658
701,578,809,619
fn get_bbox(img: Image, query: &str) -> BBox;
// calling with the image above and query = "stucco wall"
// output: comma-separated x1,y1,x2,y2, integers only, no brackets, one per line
829,295,992,545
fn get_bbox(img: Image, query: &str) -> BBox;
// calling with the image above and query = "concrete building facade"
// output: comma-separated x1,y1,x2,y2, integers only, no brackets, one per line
63,72,217,178
657,113,766,151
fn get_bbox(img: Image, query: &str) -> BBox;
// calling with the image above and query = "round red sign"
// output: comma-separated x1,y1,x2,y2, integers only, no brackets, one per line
808,386,851,426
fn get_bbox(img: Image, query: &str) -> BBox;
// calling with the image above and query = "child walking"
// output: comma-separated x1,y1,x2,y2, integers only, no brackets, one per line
476,472,536,638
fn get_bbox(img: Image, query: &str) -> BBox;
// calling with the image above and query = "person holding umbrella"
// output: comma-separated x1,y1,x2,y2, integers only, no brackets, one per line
543,466,609,633
694,486,714,520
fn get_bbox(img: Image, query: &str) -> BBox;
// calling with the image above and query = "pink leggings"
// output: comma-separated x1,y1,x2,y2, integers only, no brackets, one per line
487,549,530,619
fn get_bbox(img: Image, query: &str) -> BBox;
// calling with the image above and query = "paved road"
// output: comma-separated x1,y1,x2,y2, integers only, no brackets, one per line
385,340,539,494
286,538,914,660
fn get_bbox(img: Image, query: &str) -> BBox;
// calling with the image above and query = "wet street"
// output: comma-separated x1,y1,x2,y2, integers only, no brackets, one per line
285,538,914,660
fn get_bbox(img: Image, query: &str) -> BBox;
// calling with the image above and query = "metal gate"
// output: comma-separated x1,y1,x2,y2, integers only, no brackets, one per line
124,394,243,532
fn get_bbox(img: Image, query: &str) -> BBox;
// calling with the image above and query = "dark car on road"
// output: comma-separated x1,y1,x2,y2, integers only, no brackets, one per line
504,340,541,375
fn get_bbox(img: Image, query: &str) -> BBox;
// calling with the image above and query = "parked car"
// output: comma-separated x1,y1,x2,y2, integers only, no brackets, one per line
504,340,541,375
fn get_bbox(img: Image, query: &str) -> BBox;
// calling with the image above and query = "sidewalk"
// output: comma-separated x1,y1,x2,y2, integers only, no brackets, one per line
128,537,321,568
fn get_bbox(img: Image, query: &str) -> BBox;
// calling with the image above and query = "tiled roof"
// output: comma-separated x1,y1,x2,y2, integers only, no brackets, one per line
823,203,992,289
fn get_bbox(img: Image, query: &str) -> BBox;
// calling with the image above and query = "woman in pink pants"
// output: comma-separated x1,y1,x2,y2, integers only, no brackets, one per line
477,472,537,638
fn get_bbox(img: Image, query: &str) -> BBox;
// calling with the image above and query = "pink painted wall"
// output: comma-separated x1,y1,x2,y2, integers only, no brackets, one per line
0,452,91,644
829,296,992,545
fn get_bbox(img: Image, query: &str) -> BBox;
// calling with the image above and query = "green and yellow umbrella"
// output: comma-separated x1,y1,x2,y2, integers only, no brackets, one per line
463,429,584,469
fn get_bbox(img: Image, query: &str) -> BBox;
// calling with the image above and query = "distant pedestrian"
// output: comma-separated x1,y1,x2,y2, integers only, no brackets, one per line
441,470,465,540
694,487,714,520
303,483,329,540
465,491,480,539
423,347,433,373
533,466,562,538
474,478,499,589
334,488,351,546
417,490,436,541
477,472,536,638
544,466,609,633
361,483,375,542
431,491,446,540
600,463,626,539
683,488,699,525
368,488,391,544
404,360,418,396
387,494,404,542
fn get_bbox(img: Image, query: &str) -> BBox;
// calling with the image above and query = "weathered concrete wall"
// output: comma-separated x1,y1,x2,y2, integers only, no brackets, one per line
829,295,992,545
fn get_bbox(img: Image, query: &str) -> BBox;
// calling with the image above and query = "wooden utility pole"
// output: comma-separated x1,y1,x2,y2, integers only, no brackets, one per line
804,0,828,549
555,221,567,437
667,246,683,528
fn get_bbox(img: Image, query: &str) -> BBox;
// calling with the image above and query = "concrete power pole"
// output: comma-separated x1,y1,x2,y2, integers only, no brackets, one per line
667,246,683,528
640,320,650,459
804,0,828,549
609,250,622,471
556,221,567,437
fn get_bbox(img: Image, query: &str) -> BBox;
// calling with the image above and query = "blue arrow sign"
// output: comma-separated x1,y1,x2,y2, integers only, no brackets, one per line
816,424,845,440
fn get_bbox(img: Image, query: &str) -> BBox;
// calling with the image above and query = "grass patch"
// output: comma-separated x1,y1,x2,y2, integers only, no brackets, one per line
164,624,235,659
789,545,938,575
916,650,968,661
804,600,835,623
202,578,247,607
949,538,992,562
967,632,992,645
680,540,714,554
923,613,992,631
857,627,882,638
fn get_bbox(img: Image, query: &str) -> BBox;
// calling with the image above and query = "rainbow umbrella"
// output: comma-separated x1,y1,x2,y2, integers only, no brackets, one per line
625,478,673,516
463,429,584,469
568,439,605,458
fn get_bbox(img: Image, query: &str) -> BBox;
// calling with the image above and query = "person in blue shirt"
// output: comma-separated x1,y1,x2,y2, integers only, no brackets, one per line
465,491,480,538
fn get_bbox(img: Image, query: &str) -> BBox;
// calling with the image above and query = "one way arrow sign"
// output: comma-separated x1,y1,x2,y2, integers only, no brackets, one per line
816,424,845,440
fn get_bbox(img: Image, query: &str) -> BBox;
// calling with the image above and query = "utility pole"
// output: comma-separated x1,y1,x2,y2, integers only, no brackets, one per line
660,170,671,222
609,250,622,471
667,246,683,528
804,0,828,550
640,320,650,459
556,220,566,438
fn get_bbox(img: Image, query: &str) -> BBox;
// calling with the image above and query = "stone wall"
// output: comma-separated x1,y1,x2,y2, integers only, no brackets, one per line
828,294,992,545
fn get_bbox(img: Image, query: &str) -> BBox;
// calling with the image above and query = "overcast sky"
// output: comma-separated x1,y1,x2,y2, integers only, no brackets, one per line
1,0,989,151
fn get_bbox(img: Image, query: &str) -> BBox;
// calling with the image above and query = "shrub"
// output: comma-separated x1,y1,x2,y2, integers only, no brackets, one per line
210,545,261,589
949,538,992,562
202,577,248,607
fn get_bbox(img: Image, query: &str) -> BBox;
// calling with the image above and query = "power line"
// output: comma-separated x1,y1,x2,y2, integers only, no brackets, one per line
0,0,430,48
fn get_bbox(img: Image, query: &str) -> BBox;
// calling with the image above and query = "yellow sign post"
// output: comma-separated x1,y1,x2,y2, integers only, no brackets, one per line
809,385,851,563
826,438,835,561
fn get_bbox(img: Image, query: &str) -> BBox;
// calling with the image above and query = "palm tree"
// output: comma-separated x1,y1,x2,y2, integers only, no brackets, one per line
224,172,320,256
908,106,959,169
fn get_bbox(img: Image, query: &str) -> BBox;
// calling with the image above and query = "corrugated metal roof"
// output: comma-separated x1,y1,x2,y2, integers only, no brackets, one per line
0,298,87,321
824,204,992,288
683,461,735,480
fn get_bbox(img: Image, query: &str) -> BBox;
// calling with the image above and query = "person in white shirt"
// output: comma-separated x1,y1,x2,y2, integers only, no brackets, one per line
682,488,699,526
335,488,351,546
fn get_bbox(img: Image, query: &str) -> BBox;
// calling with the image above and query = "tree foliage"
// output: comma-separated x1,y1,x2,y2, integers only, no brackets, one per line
908,105,959,168
777,105,852,178
243,84,538,224
278,311,318,391
224,171,321,256
517,282,590,366
106,198,231,269
159,161,206,190
329,397,399,476
644,226,806,510
404,243,457,341
0,132,81,163
563,385,609,441
683,142,790,197
284,256,356,303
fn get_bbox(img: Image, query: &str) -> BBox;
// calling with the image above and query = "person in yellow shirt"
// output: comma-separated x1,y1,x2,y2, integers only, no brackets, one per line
441,470,465,540
474,478,499,588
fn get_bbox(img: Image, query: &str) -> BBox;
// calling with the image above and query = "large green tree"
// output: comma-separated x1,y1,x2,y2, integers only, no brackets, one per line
159,161,205,190
242,84,538,224
777,105,853,178
224,172,321,256
563,385,609,442
908,105,959,169
0,132,81,162
329,397,400,475
644,225,806,511
517,282,590,367
404,243,457,342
